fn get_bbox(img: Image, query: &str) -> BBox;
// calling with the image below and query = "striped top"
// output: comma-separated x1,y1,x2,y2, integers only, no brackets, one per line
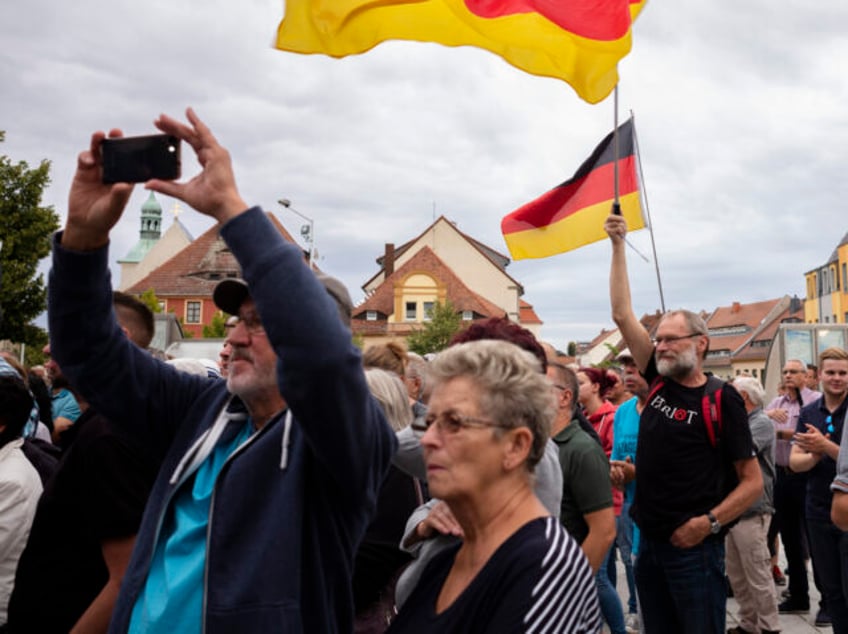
388,516,601,633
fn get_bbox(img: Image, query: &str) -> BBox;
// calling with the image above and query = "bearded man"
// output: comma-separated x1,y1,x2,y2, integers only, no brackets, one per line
605,213,762,634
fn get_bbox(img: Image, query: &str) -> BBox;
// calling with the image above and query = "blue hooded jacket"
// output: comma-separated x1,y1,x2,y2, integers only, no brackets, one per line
48,207,397,633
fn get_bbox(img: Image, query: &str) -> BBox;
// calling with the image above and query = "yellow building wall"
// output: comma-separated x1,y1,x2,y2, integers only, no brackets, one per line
804,271,819,323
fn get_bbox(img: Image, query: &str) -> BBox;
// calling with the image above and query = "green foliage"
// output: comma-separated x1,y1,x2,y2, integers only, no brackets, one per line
596,342,621,368
22,328,48,366
139,288,164,314
176,315,194,339
567,341,578,356
0,133,60,346
407,300,463,355
352,333,365,350
202,311,228,338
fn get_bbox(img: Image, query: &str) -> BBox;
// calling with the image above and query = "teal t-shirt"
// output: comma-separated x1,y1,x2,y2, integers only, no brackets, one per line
129,419,253,633
610,397,640,503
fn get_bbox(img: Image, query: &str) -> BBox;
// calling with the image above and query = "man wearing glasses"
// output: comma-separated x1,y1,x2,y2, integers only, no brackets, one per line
790,347,848,633
605,214,762,634
764,358,821,616
46,110,397,633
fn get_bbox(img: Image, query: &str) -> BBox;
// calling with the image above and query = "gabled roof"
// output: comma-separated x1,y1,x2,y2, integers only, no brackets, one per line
731,300,805,362
126,212,299,297
364,215,523,295
519,299,542,325
705,298,783,354
703,297,797,369
828,230,848,264
353,246,506,320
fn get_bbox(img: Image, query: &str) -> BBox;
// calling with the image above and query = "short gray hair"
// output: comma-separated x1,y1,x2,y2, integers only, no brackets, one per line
661,309,710,357
365,368,413,431
428,339,554,470
733,376,765,408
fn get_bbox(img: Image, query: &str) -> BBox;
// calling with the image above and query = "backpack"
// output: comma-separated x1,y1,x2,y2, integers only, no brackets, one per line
646,375,725,447
21,437,61,486
646,374,740,530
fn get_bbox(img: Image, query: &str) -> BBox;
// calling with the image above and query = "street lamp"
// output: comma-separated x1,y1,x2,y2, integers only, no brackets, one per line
277,198,316,270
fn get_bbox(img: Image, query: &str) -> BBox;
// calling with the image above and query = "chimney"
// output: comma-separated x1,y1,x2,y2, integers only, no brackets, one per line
384,243,395,276
731,301,741,313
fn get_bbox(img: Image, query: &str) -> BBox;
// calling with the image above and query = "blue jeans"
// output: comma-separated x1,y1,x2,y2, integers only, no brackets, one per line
617,501,638,614
597,545,626,634
806,519,848,634
635,534,726,634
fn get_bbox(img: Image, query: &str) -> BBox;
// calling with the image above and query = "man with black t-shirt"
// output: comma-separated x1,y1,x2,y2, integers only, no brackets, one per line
606,213,762,634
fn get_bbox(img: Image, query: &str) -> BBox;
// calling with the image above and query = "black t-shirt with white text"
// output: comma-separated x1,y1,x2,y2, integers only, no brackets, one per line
632,358,753,541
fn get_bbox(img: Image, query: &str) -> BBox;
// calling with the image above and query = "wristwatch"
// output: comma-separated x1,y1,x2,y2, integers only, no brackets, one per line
707,512,721,534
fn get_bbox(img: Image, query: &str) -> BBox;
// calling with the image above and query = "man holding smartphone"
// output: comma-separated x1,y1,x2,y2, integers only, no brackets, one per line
47,109,397,632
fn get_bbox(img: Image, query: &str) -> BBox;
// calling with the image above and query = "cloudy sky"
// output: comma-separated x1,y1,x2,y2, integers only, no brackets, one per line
2,0,846,347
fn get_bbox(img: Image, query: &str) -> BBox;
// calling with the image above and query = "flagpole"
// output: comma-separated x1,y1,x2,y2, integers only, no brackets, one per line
610,88,649,262
631,110,666,312
612,86,620,214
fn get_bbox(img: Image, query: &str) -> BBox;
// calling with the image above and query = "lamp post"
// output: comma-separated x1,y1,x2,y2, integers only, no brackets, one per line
277,198,316,270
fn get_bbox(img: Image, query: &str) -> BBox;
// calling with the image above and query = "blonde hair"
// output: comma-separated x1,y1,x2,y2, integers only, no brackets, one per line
363,341,408,378
365,368,413,431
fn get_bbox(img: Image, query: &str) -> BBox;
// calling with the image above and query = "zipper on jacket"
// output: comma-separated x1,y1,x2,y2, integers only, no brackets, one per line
201,410,286,633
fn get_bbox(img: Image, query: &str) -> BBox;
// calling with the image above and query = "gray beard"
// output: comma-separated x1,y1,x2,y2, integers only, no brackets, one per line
656,349,697,380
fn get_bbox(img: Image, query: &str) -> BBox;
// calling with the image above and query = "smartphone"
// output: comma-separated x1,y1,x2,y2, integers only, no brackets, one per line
101,134,181,184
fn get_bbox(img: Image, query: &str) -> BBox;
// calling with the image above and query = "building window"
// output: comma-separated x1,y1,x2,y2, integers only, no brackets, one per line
462,310,473,321
423,302,435,321
186,301,201,324
405,302,417,321
158,301,166,313
752,369,758,378
366,310,377,321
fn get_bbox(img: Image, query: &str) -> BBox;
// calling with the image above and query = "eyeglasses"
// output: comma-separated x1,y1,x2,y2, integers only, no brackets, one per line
651,333,703,346
782,369,802,375
231,312,266,336
550,384,567,391
411,412,513,435
826,415,835,435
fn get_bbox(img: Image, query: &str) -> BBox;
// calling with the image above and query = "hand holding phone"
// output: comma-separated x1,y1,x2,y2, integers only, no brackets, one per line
101,134,181,184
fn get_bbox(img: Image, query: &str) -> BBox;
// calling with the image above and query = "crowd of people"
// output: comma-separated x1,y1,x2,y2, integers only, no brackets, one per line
0,110,846,633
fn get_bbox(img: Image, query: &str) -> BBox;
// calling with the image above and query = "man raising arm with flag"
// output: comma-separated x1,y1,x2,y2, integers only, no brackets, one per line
604,213,762,634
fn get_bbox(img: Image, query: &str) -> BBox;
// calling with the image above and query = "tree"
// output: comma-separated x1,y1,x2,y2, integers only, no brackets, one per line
202,311,228,338
407,300,463,355
567,341,578,356
0,131,60,346
139,288,164,314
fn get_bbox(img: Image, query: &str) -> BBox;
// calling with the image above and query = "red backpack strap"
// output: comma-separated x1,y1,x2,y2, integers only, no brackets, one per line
647,377,665,404
701,376,724,448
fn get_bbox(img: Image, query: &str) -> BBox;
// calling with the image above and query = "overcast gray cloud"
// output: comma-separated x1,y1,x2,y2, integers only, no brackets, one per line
1,0,845,347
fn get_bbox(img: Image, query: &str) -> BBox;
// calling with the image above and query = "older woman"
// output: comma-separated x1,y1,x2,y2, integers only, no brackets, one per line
387,340,600,633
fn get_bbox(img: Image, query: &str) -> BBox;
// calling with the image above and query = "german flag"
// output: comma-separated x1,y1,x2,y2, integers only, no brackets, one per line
501,119,644,260
275,0,646,104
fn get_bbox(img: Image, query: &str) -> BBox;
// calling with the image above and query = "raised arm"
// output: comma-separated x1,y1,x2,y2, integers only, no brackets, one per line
605,214,653,372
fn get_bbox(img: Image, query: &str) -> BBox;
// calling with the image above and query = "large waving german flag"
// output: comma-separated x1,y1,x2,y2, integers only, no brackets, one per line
275,0,647,104
501,119,644,260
